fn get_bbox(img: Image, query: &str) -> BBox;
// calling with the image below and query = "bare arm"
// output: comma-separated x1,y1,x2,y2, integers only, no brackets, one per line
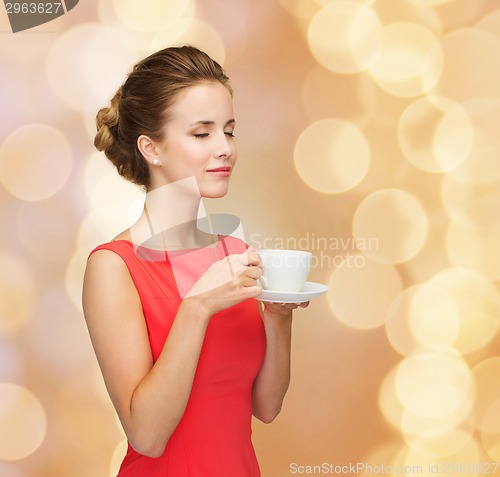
251,302,308,423
82,248,261,458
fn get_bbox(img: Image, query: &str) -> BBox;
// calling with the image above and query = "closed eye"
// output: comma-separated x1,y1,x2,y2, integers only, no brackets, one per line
194,133,209,138
225,132,235,138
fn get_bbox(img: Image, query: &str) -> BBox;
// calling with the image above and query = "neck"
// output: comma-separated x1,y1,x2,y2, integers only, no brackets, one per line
130,177,210,250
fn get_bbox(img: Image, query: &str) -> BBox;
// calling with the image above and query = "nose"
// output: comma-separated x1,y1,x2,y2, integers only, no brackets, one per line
216,132,234,159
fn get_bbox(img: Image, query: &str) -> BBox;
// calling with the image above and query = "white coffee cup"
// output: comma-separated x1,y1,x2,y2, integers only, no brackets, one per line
258,249,312,292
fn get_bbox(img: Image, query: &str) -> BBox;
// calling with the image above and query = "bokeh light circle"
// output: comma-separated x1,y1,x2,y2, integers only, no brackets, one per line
150,18,226,66
395,345,473,419
480,397,500,461
0,383,47,460
480,398,500,450
315,0,375,5
328,256,402,329
66,248,93,312
433,28,500,101
97,0,155,52
0,124,72,202
112,0,192,33
56,366,123,458
26,286,92,374
80,151,145,253
402,408,474,456
398,96,473,173
429,268,500,354
407,0,453,5
404,437,480,475
352,189,429,265
307,1,383,74
471,358,500,433
78,201,145,249
446,220,500,281
441,174,500,232
45,23,142,112
378,365,403,430
446,98,500,185
77,199,144,249
84,151,145,209
405,427,474,459
294,118,370,194
482,398,500,436
0,253,37,337
369,22,443,97
16,199,78,262
357,441,403,477
386,284,460,356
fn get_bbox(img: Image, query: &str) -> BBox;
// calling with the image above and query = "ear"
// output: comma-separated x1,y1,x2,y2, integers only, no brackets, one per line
137,135,161,166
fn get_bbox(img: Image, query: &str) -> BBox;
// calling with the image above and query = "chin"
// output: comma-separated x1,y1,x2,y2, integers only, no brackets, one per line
202,190,229,199
200,183,230,199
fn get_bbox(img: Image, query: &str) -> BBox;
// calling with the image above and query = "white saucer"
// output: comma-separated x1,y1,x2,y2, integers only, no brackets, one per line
256,281,329,303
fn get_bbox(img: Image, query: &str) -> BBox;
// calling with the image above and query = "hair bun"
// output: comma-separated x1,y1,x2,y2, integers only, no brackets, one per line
94,90,121,151
94,123,114,151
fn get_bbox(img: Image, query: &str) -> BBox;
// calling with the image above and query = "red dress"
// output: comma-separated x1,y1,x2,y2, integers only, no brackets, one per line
89,236,266,476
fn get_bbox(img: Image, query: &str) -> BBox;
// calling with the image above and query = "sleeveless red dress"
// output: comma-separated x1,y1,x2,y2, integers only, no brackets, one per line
89,236,266,476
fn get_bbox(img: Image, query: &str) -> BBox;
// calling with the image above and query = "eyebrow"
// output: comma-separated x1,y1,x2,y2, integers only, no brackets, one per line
190,119,236,127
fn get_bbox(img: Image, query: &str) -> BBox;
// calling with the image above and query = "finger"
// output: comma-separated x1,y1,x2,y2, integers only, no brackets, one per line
227,255,248,276
241,284,262,299
239,274,261,288
246,250,261,267
264,302,295,314
270,302,295,309
232,249,258,268
299,301,310,308
243,265,262,280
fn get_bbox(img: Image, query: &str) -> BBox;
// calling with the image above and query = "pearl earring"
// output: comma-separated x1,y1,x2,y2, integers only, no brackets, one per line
152,159,159,166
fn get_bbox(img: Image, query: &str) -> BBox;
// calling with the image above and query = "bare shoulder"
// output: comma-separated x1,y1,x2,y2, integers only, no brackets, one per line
85,245,128,273
82,245,144,330
83,247,140,319
84,247,132,298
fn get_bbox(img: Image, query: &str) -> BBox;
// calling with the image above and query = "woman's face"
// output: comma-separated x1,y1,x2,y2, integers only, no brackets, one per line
152,81,237,198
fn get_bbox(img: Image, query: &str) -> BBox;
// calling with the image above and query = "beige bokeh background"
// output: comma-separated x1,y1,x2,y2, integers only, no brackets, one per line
1,0,500,476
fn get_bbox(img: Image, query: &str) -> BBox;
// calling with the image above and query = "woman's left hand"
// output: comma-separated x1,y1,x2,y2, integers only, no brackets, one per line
263,301,309,315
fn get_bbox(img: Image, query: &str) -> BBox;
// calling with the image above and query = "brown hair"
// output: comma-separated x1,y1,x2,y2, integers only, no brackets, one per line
94,46,232,188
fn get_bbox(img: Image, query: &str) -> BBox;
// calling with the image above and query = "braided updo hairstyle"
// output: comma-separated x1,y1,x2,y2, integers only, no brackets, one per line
94,46,232,189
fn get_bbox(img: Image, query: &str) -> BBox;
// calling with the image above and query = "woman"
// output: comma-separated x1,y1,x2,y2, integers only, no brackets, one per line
82,45,308,476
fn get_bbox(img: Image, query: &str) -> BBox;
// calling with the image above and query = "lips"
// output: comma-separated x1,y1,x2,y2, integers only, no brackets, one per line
206,166,232,177
206,166,232,172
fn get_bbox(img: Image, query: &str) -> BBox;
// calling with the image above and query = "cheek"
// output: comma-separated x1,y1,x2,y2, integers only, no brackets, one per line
176,144,206,166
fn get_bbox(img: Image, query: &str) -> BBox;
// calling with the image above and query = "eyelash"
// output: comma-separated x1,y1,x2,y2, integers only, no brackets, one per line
194,132,235,138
